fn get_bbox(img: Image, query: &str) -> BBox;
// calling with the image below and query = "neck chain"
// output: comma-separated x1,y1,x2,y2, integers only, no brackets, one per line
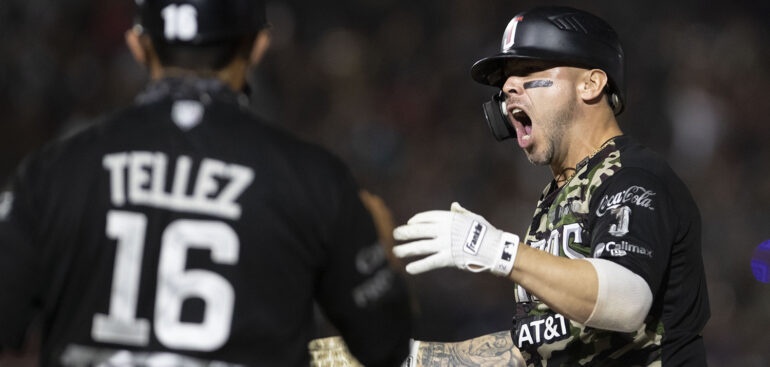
555,135,620,186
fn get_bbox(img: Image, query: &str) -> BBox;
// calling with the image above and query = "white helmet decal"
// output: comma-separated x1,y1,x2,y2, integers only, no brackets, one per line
502,16,523,50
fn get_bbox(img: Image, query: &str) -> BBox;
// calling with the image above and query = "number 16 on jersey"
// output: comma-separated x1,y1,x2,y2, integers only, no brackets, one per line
92,210,239,351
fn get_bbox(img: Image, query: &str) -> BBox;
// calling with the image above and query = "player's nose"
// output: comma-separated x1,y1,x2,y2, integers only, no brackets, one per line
502,75,525,97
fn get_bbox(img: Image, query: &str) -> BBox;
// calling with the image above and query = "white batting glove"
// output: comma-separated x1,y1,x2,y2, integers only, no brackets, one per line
392,202,520,276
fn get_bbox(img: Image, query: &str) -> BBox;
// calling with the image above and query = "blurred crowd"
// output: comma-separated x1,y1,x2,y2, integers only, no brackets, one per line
1,0,769,365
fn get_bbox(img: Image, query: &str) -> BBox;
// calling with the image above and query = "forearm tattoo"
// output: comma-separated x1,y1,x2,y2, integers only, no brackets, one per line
415,330,524,367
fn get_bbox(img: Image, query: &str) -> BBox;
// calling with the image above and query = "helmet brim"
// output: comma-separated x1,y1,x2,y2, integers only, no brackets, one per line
471,48,598,87
471,50,625,115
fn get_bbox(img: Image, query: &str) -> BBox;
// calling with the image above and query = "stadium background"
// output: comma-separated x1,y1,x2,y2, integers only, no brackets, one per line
0,0,768,365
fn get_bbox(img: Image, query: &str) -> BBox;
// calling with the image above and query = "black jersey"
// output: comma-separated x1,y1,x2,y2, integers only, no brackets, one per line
0,78,411,367
513,136,710,366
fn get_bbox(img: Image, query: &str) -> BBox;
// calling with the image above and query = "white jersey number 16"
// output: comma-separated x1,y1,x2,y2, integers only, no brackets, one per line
92,210,239,351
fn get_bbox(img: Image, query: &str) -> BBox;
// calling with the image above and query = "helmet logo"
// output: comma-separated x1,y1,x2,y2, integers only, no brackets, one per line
502,16,523,50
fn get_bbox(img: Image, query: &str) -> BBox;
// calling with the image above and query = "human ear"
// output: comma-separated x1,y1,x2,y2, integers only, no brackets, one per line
579,69,608,102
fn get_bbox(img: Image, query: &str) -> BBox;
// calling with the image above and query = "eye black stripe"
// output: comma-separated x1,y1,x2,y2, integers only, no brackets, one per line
523,80,553,89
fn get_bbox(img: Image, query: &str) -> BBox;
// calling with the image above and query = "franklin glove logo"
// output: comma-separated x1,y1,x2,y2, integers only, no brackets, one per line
463,221,487,255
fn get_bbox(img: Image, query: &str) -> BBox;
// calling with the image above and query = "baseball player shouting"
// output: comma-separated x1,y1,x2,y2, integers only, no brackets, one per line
395,6,710,366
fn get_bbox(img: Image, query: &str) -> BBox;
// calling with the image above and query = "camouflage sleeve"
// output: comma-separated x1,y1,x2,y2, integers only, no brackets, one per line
588,167,675,294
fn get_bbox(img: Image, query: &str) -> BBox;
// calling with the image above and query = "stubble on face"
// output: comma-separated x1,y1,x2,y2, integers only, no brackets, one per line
524,91,576,166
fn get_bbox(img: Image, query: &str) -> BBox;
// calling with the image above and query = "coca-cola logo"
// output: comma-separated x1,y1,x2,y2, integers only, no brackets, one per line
596,186,655,216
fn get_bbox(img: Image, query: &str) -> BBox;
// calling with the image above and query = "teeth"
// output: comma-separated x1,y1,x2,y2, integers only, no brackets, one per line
512,108,522,114
522,135,531,140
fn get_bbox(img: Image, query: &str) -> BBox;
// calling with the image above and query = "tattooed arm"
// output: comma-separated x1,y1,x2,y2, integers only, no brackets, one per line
412,330,525,367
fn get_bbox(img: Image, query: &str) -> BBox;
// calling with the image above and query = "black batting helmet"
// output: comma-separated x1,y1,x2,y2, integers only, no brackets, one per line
134,0,267,46
471,6,625,115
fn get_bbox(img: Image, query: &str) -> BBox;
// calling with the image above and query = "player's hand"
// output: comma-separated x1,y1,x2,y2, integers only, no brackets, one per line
392,202,520,276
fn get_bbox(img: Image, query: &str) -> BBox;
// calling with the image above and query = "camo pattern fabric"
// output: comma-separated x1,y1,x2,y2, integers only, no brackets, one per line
513,140,663,367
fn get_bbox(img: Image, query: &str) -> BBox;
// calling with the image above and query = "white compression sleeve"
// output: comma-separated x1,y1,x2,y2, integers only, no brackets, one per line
583,258,653,333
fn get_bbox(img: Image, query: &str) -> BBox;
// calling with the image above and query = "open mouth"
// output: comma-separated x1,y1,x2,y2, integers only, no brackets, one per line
511,108,533,141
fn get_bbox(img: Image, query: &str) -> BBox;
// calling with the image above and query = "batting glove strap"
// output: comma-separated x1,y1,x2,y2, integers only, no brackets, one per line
447,202,519,277
492,232,520,276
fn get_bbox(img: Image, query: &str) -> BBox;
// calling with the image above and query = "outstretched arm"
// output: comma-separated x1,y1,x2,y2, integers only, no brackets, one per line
392,202,598,323
393,202,652,332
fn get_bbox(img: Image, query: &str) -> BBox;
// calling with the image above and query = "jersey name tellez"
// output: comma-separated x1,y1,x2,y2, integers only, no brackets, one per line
103,151,254,220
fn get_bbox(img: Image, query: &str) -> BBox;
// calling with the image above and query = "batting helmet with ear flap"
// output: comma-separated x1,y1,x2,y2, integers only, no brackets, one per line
472,6,625,140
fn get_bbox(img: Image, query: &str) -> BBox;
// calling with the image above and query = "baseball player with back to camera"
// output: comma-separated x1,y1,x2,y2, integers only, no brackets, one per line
0,0,413,366
394,6,710,367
